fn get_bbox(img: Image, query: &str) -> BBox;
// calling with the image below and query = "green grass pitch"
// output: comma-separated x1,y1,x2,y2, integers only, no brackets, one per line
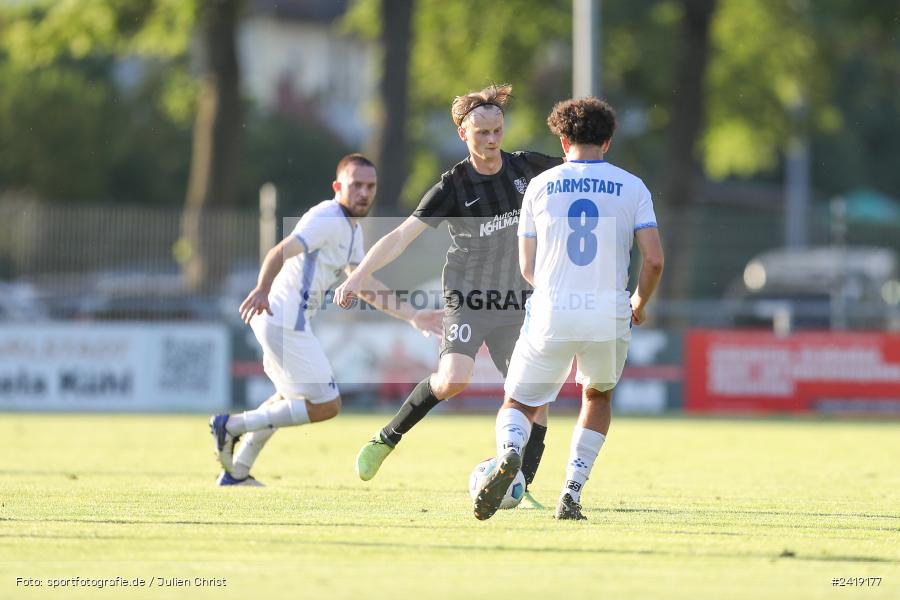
1,413,898,599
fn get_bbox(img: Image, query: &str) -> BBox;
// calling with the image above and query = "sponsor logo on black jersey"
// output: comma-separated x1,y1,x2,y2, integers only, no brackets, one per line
479,209,520,237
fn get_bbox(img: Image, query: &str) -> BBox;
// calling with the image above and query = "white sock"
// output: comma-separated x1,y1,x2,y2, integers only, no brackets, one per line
562,426,606,503
231,428,276,479
495,407,531,457
226,398,310,435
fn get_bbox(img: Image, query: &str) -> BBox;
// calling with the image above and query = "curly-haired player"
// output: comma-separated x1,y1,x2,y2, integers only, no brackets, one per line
473,97,664,521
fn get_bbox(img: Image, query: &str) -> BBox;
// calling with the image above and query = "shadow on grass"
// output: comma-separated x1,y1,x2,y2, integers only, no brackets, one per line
0,518,900,565
0,530,895,565
603,506,900,520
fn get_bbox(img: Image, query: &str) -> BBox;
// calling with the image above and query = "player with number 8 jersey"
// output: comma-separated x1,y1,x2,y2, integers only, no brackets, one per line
518,151,657,344
473,96,664,521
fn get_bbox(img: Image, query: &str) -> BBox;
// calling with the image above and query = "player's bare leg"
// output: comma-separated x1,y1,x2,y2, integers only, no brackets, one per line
555,387,611,520
474,398,537,520
356,353,474,481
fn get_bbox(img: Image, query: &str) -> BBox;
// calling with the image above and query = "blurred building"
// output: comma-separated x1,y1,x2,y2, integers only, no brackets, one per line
239,0,375,146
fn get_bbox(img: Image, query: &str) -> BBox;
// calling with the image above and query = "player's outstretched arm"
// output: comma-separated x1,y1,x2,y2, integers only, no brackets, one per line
239,235,305,324
518,236,538,287
630,227,664,325
333,215,429,307
345,268,443,337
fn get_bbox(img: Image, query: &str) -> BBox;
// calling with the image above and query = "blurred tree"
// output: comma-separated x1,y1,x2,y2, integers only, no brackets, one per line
0,64,117,199
660,0,717,301
0,0,197,203
180,0,243,292
345,0,570,210
238,111,350,217
808,0,900,200
596,2,684,191
0,1,350,204
603,0,899,298
367,0,414,212
0,0,239,289
703,0,825,179
406,1,570,145
2,0,898,295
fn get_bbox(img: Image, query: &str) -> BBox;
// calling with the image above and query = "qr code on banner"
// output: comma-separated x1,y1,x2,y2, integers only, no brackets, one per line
159,338,214,392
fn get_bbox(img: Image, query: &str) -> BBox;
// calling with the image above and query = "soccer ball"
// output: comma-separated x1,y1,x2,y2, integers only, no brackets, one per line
468,457,526,510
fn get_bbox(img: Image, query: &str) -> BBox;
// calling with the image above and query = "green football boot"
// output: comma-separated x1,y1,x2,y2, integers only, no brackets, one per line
520,489,546,510
355,431,395,481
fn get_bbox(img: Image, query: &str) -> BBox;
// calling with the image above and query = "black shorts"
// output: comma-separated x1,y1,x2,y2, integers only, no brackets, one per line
439,307,524,378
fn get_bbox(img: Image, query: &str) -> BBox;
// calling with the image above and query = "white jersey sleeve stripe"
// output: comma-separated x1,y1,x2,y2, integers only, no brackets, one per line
634,222,658,231
293,233,310,253
293,249,319,331
345,227,357,264
264,199,365,331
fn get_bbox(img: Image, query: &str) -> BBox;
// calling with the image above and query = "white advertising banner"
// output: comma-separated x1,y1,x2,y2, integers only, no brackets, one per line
0,323,230,412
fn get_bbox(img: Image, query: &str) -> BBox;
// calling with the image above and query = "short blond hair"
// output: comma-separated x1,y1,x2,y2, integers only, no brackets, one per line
450,83,512,126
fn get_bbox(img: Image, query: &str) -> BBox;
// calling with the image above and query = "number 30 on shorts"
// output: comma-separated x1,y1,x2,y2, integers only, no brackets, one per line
567,198,599,266
446,323,471,343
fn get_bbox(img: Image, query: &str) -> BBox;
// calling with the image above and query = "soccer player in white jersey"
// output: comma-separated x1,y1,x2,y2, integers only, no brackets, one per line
209,154,442,486
473,98,664,520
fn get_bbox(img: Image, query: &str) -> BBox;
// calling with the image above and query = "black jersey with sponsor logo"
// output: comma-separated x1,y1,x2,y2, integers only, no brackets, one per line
413,151,563,309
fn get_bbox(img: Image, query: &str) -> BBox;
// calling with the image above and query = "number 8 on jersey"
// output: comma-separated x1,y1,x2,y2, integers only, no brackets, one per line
566,198,599,266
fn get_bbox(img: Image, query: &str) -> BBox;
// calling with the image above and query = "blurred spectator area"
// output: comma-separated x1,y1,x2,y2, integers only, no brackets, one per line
0,198,255,320
1,180,899,328
239,0,374,147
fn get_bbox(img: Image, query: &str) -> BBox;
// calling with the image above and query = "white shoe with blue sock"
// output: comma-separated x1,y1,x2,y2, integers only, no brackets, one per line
216,471,264,487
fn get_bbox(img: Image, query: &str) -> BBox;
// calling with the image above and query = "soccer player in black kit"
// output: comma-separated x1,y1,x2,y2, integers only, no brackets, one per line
334,84,562,505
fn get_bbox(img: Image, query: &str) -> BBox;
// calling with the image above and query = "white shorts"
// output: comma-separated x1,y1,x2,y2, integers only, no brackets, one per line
250,317,339,404
503,331,631,407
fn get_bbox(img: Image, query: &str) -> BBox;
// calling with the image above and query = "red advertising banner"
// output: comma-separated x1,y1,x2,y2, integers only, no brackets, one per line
685,330,900,415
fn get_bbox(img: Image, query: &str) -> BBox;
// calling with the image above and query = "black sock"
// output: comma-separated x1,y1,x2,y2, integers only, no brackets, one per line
380,378,441,446
521,423,547,487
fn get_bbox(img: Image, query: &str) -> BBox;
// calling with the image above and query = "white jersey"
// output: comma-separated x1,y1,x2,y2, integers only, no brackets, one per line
518,159,657,342
264,199,365,332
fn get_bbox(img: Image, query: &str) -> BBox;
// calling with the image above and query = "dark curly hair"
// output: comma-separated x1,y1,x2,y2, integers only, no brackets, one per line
451,83,512,126
546,97,616,146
